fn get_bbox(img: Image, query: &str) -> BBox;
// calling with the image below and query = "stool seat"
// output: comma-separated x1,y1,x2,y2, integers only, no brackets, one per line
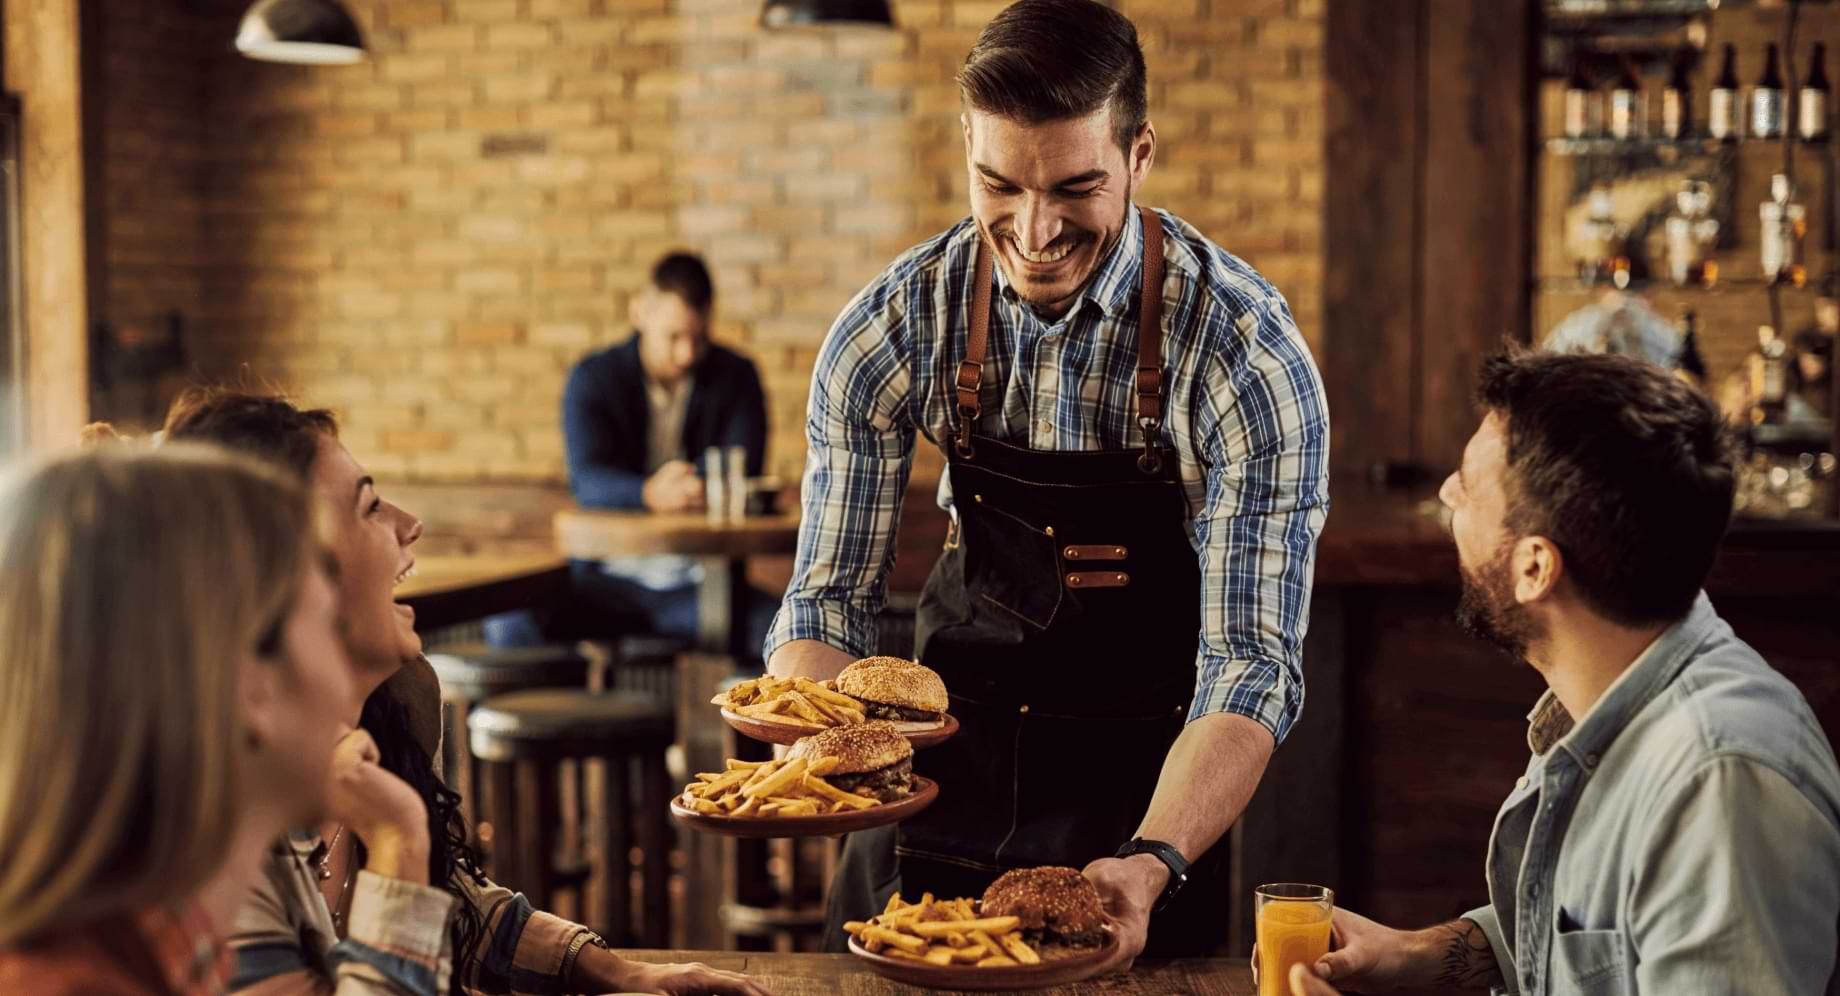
429,643,589,702
470,689,673,762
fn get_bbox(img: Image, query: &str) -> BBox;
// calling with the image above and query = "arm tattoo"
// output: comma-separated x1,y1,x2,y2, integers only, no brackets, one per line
1430,918,1502,988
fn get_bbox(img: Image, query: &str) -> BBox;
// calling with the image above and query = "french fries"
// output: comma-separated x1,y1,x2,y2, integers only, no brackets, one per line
711,675,868,729
843,892,1044,967
678,755,880,818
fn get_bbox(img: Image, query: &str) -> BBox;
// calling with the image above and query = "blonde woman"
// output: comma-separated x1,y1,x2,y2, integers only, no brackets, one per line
0,445,453,995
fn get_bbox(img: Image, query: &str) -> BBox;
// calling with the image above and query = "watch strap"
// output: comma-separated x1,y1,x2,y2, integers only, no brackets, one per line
1115,837,1190,911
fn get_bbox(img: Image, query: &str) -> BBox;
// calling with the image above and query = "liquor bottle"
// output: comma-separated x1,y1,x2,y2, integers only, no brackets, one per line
1752,43,1785,139
1750,325,1788,425
1676,309,1708,389
1564,58,1597,139
1661,52,1692,139
1802,42,1830,143
1665,180,1720,287
1610,58,1642,140
1760,174,1807,287
1709,44,1739,141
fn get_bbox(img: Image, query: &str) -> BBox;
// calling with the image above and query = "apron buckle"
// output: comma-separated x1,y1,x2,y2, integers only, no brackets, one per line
1137,416,1163,476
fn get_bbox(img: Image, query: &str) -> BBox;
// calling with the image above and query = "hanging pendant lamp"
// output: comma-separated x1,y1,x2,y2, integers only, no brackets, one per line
235,0,367,65
761,0,895,29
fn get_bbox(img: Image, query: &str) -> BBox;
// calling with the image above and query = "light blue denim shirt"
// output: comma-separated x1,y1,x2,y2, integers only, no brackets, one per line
1466,593,1840,995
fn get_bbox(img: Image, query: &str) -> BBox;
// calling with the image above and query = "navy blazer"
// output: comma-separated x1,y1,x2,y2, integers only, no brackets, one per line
562,335,768,509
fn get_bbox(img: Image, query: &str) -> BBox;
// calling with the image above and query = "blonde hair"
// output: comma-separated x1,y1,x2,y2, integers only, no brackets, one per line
0,444,316,945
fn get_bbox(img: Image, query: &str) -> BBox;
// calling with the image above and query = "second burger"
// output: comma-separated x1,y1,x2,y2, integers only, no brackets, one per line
788,720,914,803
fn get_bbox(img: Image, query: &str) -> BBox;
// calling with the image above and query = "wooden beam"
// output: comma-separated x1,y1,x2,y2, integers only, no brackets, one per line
3,0,89,450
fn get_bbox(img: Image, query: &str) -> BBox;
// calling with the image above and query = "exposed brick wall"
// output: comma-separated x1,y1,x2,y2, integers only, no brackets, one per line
92,0,215,429
96,0,1324,492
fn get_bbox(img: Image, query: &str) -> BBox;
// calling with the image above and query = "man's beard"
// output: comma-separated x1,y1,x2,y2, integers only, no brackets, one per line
990,182,1133,310
1454,545,1542,662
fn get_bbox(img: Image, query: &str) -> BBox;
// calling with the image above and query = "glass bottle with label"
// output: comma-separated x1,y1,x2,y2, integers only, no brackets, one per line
1709,44,1739,141
1802,42,1830,143
1750,325,1789,425
1665,180,1720,287
1759,174,1807,287
1610,58,1642,140
1564,58,1598,139
1752,43,1785,139
1661,52,1692,139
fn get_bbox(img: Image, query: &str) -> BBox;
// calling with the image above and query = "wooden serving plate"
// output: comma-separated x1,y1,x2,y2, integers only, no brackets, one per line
670,775,938,839
719,708,959,749
847,928,1119,991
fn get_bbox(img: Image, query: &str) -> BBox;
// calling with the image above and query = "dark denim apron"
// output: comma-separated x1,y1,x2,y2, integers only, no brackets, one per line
824,207,1228,956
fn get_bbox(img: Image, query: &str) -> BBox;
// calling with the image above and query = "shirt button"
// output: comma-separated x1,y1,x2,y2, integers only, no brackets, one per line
1516,776,1529,790
1036,418,1052,434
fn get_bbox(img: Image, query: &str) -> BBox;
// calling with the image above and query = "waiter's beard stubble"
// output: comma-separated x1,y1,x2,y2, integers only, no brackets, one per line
985,180,1135,312
1455,544,1543,663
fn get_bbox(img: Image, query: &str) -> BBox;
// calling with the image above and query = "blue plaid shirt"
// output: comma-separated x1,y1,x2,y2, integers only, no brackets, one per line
765,206,1330,743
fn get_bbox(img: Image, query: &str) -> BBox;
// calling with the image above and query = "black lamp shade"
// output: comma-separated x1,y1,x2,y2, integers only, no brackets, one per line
236,0,367,65
761,0,895,28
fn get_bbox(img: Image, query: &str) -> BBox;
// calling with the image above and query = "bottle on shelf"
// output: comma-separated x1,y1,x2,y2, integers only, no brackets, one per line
1752,42,1785,140
1676,308,1708,391
1564,57,1598,140
1610,57,1643,140
1661,52,1692,140
1802,42,1830,143
1750,324,1789,425
1759,174,1807,288
1665,180,1720,288
1577,186,1625,287
1709,43,1739,141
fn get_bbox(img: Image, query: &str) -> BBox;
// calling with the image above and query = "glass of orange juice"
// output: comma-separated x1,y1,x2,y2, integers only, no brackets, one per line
1255,883,1334,996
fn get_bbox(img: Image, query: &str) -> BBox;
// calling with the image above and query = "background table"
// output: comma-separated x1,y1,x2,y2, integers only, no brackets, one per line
552,509,802,655
616,949,1256,994
398,554,568,631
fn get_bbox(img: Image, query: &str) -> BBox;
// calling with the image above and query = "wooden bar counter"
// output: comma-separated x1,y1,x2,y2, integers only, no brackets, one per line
614,950,1255,994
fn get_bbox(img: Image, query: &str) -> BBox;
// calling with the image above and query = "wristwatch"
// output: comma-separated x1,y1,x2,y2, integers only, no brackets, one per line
1114,838,1190,911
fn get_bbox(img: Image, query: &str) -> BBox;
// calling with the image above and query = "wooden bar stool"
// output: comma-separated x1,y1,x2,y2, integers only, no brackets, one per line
426,644,590,836
469,689,675,948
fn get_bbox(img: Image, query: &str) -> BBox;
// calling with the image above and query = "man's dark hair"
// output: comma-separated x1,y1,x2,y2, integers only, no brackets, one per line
651,251,714,313
1476,348,1735,627
957,0,1148,154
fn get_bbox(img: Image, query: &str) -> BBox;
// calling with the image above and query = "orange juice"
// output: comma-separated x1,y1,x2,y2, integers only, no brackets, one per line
1256,898,1332,996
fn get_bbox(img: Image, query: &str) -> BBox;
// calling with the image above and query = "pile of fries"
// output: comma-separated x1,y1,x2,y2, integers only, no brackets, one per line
679,756,882,818
710,675,867,730
845,893,1043,967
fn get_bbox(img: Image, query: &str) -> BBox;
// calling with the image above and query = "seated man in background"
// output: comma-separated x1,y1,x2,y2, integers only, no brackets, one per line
1283,349,1840,995
487,251,779,663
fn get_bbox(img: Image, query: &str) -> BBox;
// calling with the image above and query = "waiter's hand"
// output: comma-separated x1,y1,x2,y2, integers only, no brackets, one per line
1081,854,1168,975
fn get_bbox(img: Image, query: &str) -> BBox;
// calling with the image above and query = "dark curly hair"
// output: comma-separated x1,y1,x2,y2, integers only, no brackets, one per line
162,386,487,994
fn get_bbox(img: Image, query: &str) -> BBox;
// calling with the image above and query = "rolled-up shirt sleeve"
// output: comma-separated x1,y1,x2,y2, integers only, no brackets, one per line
1461,904,1519,996
764,279,917,662
1186,299,1329,744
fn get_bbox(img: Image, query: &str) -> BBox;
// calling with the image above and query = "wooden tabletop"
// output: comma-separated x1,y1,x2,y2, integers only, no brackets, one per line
398,554,568,630
614,949,1255,995
554,508,803,559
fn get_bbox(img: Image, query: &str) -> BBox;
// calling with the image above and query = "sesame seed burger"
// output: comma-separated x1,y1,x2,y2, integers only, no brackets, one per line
786,720,914,803
979,866,1109,952
835,656,948,732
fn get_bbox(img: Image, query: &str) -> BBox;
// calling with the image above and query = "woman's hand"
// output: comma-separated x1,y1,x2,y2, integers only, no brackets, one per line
324,727,430,883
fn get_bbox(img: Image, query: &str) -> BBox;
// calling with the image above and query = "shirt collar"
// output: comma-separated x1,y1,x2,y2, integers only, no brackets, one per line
134,903,232,996
988,205,1146,322
1524,592,1717,762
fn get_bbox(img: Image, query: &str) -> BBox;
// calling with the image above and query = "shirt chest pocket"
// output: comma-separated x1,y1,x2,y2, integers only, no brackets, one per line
1548,928,1631,995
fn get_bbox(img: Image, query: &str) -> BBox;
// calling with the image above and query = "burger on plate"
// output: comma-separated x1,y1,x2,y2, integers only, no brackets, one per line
835,656,949,732
979,867,1109,954
787,720,914,803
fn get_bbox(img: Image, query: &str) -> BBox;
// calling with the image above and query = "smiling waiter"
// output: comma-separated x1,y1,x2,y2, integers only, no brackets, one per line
764,0,1330,965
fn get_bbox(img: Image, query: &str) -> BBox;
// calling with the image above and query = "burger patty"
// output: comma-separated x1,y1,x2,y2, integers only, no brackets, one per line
861,701,941,723
828,756,913,802
1022,927,1108,951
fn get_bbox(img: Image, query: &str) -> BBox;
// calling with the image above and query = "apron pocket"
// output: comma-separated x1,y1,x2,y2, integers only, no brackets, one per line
1000,706,1185,869
960,497,1063,631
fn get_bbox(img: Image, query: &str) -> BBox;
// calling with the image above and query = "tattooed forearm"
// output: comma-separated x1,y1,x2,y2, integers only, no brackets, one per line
1428,918,1502,988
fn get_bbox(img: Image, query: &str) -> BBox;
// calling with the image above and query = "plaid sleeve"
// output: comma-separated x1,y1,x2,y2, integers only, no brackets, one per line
763,276,917,663
1187,295,1330,744
325,872,456,996
457,877,597,996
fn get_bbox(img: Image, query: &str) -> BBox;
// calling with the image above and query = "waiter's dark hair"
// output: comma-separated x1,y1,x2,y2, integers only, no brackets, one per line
1475,347,1734,627
957,0,1148,154
651,251,714,314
